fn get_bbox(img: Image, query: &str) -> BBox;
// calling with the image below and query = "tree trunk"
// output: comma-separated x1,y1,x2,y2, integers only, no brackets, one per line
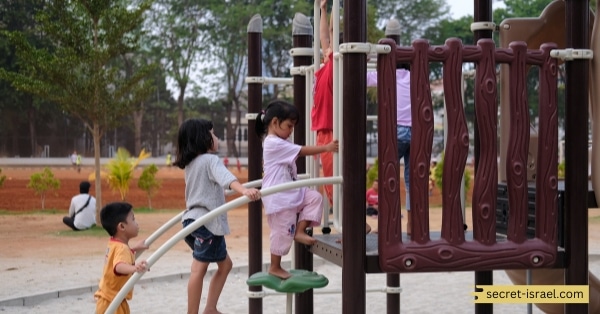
7,111,20,156
225,120,238,157
27,102,37,157
234,99,241,157
133,105,144,155
93,122,103,223
224,101,238,157
177,84,186,127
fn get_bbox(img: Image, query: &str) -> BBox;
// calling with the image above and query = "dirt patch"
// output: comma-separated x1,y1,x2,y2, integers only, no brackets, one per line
0,166,444,212
0,166,251,211
0,165,442,261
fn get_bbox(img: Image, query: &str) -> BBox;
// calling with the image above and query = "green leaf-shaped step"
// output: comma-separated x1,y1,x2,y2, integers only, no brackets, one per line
246,269,329,293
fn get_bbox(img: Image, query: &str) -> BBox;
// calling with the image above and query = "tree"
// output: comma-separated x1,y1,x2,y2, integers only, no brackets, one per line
0,0,155,217
492,0,569,127
27,167,60,210
202,1,257,157
372,0,451,45
184,94,227,135
138,164,161,209
0,0,65,158
147,0,207,127
493,0,557,23
258,0,313,99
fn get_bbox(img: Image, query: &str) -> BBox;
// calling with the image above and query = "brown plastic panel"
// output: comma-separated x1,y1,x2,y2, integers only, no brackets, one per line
377,38,559,273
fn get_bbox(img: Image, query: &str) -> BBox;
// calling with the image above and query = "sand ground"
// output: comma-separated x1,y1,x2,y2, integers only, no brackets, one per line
1,167,600,313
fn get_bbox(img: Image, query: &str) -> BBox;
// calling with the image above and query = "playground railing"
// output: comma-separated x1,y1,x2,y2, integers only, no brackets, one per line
106,175,343,314
137,174,311,258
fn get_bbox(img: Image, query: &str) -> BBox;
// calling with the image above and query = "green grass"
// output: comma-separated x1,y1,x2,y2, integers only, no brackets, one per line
57,224,107,237
0,207,180,215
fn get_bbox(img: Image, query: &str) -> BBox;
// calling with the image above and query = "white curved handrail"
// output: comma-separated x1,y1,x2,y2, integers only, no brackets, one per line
136,174,311,257
106,176,343,314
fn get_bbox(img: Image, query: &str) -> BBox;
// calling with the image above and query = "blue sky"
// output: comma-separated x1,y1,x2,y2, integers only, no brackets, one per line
447,0,506,19
447,0,474,19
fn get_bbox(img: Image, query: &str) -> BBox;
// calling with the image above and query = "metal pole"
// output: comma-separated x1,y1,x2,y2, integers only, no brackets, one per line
247,14,264,314
473,1,493,312
342,0,367,313
564,0,590,313
292,12,315,314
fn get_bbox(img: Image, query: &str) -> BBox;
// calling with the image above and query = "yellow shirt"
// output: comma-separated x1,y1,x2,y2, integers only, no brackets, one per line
94,238,135,303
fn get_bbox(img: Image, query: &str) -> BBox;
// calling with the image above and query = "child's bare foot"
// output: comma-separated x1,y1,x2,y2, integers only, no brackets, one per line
294,233,317,246
269,266,292,279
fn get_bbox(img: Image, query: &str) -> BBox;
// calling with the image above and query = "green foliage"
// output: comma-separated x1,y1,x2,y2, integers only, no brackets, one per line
0,168,6,188
0,0,156,212
433,156,444,190
259,0,313,98
493,0,556,22
104,147,150,201
138,164,161,209
432,153,471,192
0,0,155,125
57,224,105,237
202,1,257,157
372,0,450,45
367,158,379,188
147,0,207,126
27,167,60,210
558,160,566,179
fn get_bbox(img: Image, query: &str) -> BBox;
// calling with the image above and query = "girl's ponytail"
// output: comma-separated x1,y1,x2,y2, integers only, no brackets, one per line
255,110,267,138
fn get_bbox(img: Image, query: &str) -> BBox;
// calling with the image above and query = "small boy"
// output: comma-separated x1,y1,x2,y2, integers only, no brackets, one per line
94,202,149,314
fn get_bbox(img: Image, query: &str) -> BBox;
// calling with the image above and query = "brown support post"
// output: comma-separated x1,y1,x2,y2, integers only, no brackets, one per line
564,0,590,313
292,13,315,314
473,1,493,313
247,14,263,314
385,19,401,314
342,0,367,313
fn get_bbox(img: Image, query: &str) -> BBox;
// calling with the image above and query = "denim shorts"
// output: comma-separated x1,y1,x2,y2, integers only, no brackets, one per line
183,219,227,263
397,125,411,210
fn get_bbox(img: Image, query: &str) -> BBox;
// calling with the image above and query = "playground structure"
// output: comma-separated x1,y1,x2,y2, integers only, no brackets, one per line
105,0,598,313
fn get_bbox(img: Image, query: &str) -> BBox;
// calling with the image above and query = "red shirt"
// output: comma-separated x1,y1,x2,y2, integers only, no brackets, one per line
312,53,334,131
366,188,378,206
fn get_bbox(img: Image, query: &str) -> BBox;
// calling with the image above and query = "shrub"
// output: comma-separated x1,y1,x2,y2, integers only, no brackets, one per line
558,160,565,179
366,158,378,188
103,147,150,200
138,164,161,209
432,153,471,192
0,168,6,188
27,167,60,210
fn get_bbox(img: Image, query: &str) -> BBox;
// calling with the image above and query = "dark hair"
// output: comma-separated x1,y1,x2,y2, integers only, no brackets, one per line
100,202,133,236
79,181,91,194
254,99,300,138
397,62,410,70
173,119,214,169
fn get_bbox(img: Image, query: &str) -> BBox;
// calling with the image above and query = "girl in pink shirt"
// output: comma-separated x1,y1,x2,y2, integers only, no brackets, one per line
255,99,338,279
